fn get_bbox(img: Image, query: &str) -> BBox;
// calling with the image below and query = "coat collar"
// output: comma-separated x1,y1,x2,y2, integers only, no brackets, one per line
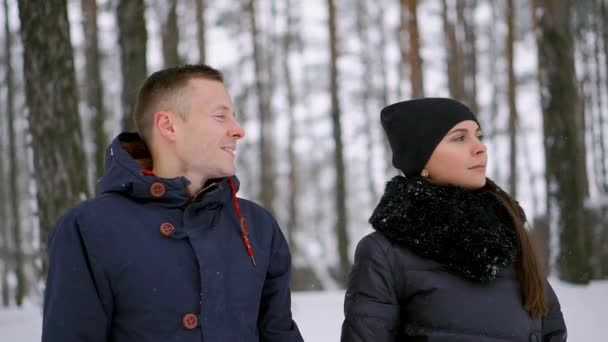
98,132,238,208
370,175,518,282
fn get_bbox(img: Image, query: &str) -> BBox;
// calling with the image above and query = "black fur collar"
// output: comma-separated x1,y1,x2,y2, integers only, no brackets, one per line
370,176,518,282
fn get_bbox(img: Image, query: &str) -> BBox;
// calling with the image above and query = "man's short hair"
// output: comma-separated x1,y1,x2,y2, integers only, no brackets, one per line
133,64,224,143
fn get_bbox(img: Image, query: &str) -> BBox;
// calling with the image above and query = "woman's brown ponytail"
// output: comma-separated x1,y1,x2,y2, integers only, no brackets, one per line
484,179,548,318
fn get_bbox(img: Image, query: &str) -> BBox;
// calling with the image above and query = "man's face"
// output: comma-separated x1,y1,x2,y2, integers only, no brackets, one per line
172,78,245,182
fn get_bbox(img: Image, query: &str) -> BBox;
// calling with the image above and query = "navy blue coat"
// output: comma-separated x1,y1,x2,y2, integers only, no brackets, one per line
42,133,303,342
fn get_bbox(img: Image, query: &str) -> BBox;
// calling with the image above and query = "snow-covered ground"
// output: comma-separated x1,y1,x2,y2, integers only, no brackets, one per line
0,278,605,341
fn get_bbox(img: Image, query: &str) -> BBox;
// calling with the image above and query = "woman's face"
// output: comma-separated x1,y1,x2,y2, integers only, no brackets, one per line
424,120,487,189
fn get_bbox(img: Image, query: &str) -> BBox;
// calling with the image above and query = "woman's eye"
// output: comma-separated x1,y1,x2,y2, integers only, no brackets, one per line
454,135,465,141
477,134,484,141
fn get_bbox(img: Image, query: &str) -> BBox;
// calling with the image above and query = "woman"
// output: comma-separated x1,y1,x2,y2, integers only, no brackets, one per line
341,98,567,341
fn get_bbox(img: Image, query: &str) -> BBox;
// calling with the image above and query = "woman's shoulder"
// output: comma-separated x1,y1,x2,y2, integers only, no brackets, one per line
355,231,443,271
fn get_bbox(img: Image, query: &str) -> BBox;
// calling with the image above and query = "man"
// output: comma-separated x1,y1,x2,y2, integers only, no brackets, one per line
42,64,303,342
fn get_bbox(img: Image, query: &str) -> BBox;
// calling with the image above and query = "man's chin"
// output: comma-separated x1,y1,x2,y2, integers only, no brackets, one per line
218,167,237,178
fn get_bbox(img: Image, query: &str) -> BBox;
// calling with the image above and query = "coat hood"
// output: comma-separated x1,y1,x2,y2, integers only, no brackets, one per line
98,132,239,208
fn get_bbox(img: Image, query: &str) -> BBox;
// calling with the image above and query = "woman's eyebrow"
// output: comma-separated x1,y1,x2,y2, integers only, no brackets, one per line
447,128,468,135
447,127,482,135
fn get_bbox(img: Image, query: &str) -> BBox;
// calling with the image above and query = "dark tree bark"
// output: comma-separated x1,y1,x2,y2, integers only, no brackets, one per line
401,0,424,98
17,0,90,279
597,0,608,278
375,4,390,106
532,0,592,284
1,0,11,307
598,0,608,194
0,158,8,306
356,0,379,202
441,0,466,102
81,0,106,184
194,0,206,63
457,0,479,114
375,3,393,174
506,0,519,198
441,0,478,111
162,0,180,67
4,0,25,306
117,0,148,131
327,0,350,285
247,0,276,214
282,0,298,251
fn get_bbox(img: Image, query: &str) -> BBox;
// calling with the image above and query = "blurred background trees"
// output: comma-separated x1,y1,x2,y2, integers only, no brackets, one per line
1,0,607,306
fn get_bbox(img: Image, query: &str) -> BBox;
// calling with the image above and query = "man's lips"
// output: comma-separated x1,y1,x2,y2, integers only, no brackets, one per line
221,146,236,156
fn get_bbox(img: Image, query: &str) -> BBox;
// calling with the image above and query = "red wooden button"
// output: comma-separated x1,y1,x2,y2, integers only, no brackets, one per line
150,182,166,197
182,313,198,330
159,222,175,237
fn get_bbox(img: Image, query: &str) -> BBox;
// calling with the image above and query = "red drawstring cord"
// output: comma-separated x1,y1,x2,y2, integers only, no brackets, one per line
143,171,255,267
229,177,256,267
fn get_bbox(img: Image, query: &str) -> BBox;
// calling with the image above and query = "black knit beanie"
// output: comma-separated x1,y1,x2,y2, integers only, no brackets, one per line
381,97,480,177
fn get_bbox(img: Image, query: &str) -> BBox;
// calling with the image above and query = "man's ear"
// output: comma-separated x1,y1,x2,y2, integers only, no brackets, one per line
153,111,177,141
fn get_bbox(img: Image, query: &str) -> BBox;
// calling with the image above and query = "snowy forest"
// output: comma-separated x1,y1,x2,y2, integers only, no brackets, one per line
0,0,607,329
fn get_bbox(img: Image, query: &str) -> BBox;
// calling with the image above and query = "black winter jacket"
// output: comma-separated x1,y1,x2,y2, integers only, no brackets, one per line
341,176,567,342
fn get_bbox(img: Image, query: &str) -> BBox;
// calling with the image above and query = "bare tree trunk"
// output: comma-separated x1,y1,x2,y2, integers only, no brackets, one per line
247,0,275,214
372,2,393,173
486,0,501,182
598,0,608,278
356,0,378,202
327,0,349,285
402,0,424,98
587,0,608,279
17,0,90,279
506,0,518,198
0,228,9,306
0,4,10,304
458,0,479,114
162,0,180,67
81,0,106,185
599,0,608,193
5,0,25,306
590,2,603,192
117,0,148,131
0,167,8,306
282,0,298,250
194,0,206,63
1,252,8,306
532,0,592,284
441,0,467,102
376,3,390,107
573,9,596,193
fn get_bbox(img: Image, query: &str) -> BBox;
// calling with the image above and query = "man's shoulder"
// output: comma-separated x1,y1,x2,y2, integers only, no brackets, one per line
69,193,132,215
53,193,138,232
235,197,274,220
233,197,283,238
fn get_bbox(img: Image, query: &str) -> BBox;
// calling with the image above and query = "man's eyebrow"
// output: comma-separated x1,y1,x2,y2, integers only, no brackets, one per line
210,105,232,113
